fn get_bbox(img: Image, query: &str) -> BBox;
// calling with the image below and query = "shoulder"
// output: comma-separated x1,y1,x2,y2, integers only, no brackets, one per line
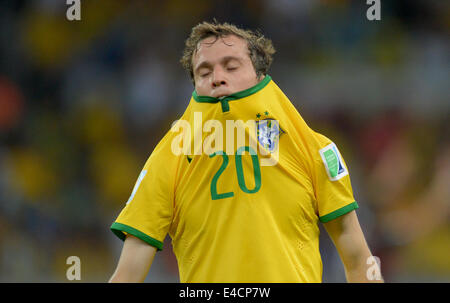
143,104,194,169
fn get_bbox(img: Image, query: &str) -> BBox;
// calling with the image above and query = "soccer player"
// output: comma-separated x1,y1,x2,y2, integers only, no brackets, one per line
109,21,383,283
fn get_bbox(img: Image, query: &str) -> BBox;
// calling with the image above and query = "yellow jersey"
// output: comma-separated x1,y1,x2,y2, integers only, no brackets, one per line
111,75,358,282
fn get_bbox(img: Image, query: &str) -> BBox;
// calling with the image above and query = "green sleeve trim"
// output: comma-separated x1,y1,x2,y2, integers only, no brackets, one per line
319,201,359,223
110,222,164,251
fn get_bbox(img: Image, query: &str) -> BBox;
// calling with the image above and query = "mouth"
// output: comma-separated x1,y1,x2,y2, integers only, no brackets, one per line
213,91,230,98
211,88,230,99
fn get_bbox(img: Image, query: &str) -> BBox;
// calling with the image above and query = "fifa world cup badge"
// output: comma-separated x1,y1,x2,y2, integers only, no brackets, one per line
319,143,348,181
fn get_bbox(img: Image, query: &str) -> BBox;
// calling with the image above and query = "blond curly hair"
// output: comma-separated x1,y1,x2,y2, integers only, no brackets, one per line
180,21,276,84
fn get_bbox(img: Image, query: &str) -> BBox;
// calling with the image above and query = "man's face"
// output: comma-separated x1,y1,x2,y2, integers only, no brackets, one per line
192,34,260,98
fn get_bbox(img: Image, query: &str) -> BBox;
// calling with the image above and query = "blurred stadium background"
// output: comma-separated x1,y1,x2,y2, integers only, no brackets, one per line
0,0,448,282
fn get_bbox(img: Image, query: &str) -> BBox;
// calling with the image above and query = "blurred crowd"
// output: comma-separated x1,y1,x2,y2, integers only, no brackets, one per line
0,0,448,282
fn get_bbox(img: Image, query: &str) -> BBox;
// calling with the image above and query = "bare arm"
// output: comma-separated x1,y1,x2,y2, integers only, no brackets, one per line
323,210,383,283
109,234,157,283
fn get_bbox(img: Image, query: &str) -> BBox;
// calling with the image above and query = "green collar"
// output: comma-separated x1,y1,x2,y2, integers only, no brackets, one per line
192,75,272,112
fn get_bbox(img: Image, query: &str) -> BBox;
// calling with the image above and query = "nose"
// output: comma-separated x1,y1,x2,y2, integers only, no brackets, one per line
211,67,227,88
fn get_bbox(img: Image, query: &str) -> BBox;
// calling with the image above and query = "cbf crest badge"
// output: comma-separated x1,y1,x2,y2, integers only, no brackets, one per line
255,117,285,153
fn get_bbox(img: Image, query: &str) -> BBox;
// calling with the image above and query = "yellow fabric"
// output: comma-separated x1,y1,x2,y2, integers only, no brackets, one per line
112,77,356,282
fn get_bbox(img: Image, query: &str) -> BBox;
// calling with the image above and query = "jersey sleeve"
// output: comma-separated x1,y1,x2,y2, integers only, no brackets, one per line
110,135,177,251
309,131,358,223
